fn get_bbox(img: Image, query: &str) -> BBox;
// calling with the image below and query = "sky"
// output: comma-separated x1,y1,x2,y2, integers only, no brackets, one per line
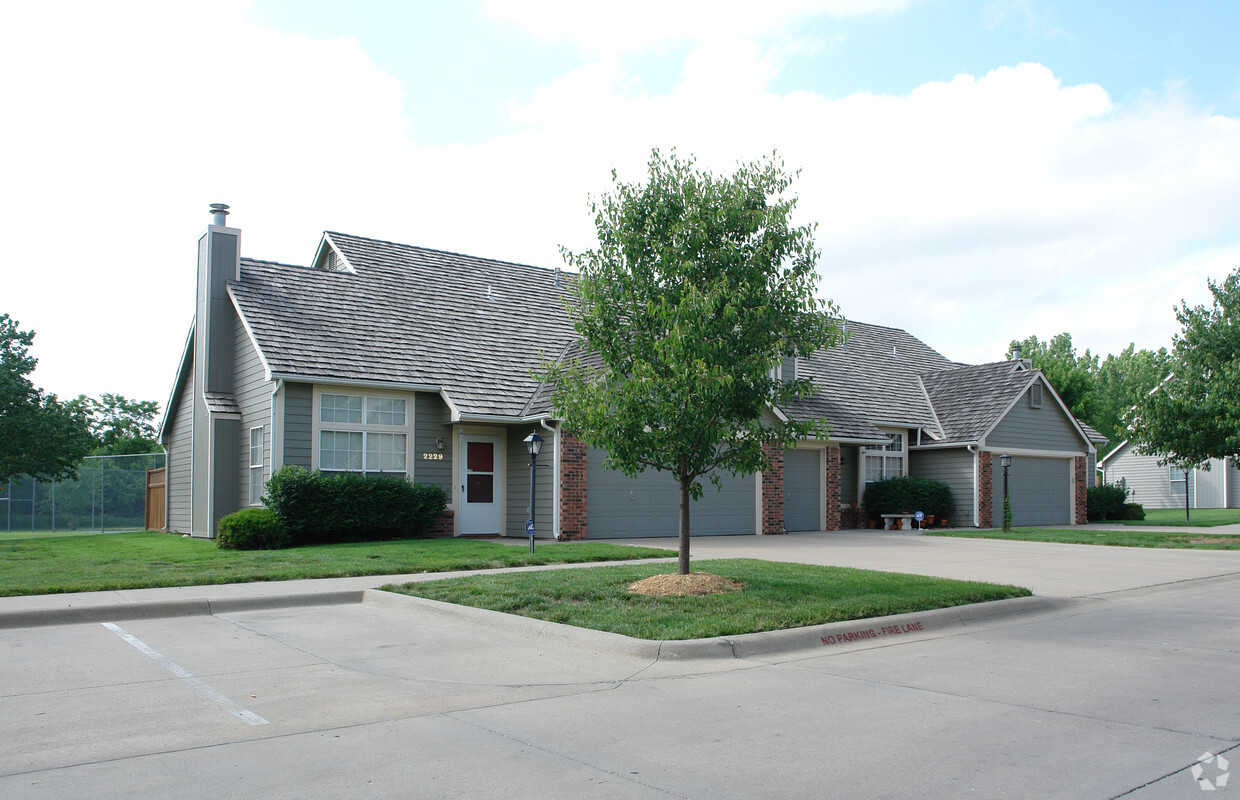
4,0,1240,415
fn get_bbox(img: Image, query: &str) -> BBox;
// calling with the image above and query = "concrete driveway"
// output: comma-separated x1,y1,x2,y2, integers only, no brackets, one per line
2,532,1238,799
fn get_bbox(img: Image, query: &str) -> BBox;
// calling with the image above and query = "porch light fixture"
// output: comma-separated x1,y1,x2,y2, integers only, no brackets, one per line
435,437,444,451
523,431,544,554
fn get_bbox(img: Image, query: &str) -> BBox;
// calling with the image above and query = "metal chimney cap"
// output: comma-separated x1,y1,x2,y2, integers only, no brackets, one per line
209,203,230,225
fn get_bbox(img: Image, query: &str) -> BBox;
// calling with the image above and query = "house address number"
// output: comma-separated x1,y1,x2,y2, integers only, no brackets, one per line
422,452,444,460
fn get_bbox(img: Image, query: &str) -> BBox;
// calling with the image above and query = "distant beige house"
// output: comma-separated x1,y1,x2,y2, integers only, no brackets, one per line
1100,442,1240,509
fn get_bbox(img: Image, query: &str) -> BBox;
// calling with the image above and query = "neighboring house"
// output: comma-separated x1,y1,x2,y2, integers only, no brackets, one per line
159,206,1099,538
1099,442,1240,509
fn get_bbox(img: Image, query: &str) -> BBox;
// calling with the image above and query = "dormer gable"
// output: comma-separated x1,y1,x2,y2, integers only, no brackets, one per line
310,233,356,274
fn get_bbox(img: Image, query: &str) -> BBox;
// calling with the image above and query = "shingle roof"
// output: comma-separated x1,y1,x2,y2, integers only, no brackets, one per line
919,360,1036,444
779,320,960,440
228,233,577,417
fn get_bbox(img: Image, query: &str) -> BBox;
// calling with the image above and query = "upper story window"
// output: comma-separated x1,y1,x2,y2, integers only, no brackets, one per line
318,392,409,476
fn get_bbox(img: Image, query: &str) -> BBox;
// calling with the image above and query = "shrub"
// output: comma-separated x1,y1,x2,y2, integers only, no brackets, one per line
264,465,449,544
863,477,954,521
217,507,291,550
1122,502,1146,521
1087,483,1129,521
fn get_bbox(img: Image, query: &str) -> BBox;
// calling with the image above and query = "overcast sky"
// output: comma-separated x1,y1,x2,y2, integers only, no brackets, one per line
5,1,1239,414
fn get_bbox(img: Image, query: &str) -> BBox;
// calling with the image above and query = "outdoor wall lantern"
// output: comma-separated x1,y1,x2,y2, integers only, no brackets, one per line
435,437,444,451
999,453,1012,531
523,431,544,554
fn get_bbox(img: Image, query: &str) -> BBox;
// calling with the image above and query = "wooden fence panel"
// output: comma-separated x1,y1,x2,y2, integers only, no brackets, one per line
145,467,166,531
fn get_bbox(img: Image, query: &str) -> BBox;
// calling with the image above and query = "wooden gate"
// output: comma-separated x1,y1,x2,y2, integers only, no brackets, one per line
145,467,166,531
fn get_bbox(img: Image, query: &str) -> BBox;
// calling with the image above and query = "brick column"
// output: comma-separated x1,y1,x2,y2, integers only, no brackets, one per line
1074,455,1088,525
761,443,785,535
824,446,841,531
977,450,993,528
425,508,455,538
559,433,588,541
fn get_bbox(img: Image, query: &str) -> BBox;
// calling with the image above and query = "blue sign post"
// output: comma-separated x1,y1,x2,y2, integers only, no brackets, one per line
913,510,925,530
526,518,536,553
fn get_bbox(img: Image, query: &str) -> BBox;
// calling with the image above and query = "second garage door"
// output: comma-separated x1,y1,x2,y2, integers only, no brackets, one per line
992,455,1072,527
586,448,756,538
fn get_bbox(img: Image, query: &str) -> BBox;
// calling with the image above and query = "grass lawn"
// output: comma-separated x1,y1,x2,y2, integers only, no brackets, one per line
925,528,1240,549
1119,508,1240,527
385,558,1031,640
0,531,675,597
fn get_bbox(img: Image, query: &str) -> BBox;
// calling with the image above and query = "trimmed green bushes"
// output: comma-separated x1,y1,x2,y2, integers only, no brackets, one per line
263,465,449,545
1087,483,1129,521
863,477,954,522
217,507,291,550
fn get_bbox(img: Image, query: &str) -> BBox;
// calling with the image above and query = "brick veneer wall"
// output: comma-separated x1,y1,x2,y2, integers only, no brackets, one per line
839,506,867,529
761,443,785,535
1074,455,1088,524
977,450,993,528
559,432,588,541
824,446,841,530
425,508,455,538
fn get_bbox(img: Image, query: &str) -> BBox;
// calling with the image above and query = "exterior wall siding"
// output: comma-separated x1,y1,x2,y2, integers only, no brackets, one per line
1102,442,1199,509
165,366,195,533
282,382,313,469
506,426,554,537
233,318,271,507
413,393,453,494
987,387,1084,452
909,448,974,527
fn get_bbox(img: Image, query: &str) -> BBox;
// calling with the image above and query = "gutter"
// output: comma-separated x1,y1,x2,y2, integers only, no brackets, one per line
967,445,980,528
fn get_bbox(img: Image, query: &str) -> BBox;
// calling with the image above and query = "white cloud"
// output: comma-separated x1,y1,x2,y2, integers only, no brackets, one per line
482,0,913,54
4,3,1239,410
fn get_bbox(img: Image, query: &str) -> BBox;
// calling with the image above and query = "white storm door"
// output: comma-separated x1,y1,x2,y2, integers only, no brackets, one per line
460,435,501,534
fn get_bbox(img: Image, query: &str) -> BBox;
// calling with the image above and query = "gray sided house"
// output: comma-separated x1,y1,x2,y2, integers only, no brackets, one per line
1100,442,1240,510
160,207,1099,538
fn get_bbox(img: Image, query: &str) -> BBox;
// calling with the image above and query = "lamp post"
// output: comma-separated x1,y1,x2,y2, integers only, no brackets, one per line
999,453,1012,531
523,431,544,554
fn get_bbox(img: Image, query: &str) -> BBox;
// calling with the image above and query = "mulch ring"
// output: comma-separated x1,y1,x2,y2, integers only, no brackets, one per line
628,572,743,597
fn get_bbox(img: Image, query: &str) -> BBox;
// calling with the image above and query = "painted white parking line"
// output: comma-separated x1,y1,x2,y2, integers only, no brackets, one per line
102,622,269,726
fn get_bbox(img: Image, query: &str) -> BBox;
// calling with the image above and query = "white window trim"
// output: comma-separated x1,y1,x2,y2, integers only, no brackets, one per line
248,425,264,506
312,387,415,478
859,428,907,498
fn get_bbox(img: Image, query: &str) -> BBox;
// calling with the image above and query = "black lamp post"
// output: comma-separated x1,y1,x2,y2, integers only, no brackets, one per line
523,431,544,554
999,453,1012,531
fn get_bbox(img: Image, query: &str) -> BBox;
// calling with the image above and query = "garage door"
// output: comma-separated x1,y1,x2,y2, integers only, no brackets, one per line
783,448,821,532
587,448,756,538
992,456,1071,527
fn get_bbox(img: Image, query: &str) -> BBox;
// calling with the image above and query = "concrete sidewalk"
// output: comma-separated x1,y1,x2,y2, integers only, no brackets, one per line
4,529,1240,632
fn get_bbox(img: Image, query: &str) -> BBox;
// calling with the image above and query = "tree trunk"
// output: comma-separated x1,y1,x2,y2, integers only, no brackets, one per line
677,475,691,575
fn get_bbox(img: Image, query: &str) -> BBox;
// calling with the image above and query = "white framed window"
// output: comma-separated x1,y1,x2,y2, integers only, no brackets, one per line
249,426,265,505
315,390,410,476
1169,465,1188,495
862,431,905,486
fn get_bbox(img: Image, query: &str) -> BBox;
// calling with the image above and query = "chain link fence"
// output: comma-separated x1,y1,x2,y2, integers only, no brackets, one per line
0,453,165,533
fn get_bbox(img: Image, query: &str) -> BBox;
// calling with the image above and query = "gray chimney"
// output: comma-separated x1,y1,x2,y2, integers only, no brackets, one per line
1011,344,1022,361
209,203,230,226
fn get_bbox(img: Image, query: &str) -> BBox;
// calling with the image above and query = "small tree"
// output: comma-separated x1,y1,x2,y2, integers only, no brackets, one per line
1130,269,1240,467
547,150,843,575
0,314,94,482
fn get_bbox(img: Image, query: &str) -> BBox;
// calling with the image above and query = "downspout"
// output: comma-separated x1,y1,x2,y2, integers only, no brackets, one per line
540,418,560,540
162,444,170,532
967,445,980,527
268,378,284,475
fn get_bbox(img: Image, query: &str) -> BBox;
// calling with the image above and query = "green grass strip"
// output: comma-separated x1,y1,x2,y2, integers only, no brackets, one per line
1117,508,1240,527
386,558,1030,640
0,531,674,597
924,528,1240,549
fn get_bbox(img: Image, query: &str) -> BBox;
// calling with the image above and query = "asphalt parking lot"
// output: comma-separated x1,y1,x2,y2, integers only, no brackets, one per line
2,532,1238,799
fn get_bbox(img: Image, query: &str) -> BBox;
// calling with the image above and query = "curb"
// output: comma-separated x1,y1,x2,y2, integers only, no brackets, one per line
0,590,364,629
362,590,1079,660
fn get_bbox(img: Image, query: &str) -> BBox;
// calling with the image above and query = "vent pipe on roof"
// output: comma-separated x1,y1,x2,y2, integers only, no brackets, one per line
1011,344,1022,361
209,203,230,226
553,266,561,287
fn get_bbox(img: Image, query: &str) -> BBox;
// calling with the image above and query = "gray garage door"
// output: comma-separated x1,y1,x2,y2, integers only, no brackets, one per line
992,456,1071,527
587,448,756,538
783,448,821,532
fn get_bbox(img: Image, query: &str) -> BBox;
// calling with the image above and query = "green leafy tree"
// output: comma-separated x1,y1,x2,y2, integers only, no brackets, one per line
1092,344,1171,447
1131,269,1240,467
1008,333,1099,421
78,393,162,455
547,150,844,575
0,314,94,482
